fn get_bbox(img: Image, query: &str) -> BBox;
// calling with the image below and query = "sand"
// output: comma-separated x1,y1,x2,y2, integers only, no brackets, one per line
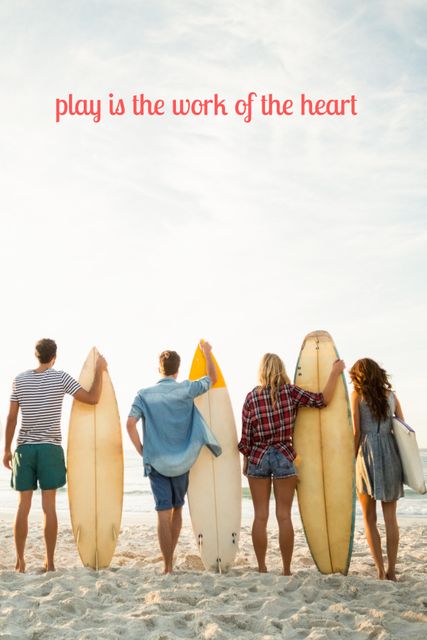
0,512,426,640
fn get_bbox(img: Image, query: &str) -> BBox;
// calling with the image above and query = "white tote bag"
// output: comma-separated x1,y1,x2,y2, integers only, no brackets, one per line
392,417,426,494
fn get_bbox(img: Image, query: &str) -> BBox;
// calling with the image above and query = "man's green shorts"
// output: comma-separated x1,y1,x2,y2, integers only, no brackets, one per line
11,444,66,491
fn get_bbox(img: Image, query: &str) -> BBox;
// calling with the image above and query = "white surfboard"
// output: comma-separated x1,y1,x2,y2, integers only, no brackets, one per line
187,344,241,572
294,330,355,575
392,417,426,494
67,347,124,569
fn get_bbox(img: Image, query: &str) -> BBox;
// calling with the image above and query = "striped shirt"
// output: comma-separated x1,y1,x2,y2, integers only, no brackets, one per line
238,384,325,464
11,369,81,446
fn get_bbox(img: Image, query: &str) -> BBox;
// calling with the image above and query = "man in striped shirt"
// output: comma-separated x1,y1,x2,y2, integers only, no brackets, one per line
2,338,107,573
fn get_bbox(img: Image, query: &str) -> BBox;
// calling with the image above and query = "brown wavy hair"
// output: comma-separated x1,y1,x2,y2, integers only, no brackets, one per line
159,350,181,376
35,338,57,364
349,358,393,421
258,353,291,406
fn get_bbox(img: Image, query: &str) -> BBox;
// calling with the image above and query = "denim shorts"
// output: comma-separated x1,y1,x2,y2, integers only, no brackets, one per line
247,446,297,479
148,467,189,511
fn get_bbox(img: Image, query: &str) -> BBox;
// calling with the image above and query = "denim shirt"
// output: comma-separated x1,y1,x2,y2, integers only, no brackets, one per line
128,376,222,477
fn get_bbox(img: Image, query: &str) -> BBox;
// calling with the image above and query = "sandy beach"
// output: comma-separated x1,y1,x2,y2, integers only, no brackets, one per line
0,513,426,640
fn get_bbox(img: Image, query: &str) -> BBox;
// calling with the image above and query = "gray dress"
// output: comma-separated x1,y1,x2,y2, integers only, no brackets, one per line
356,393,404,501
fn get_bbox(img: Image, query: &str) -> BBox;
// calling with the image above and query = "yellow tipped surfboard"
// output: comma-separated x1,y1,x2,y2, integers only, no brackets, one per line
67,347,124,570
294,331,355,575
187,343,241,572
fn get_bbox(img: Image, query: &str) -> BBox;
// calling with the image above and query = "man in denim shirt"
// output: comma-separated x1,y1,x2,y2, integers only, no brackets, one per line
127,341,221,573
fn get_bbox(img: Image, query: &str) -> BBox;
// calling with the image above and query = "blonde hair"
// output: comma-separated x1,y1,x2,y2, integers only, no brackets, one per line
258,353,291,405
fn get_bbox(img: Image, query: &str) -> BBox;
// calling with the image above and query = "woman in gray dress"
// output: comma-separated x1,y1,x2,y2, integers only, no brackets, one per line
349,358,404,581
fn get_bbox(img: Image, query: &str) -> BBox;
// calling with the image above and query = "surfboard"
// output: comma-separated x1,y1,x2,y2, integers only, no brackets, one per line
187,344,241,572
67,347,123,569
293,330,355,575
392,417,426,494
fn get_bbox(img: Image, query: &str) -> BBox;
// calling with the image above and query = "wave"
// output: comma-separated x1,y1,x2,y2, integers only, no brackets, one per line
124,489,152,496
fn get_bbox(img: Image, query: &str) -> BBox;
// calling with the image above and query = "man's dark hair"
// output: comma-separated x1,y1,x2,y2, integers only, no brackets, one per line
35,338,57,364
159,350,181,376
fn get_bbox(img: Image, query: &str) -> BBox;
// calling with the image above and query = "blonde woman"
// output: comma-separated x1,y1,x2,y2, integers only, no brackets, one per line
238,353,344,575
349,358,404,581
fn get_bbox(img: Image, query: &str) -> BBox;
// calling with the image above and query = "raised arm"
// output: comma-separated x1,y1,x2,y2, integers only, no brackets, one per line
322,359,345,405
200,340,218,387
3,401,19,470
73,355,108,405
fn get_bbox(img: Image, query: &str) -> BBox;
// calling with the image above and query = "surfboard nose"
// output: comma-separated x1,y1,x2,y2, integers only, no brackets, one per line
189,343,226,388
304,330,333,341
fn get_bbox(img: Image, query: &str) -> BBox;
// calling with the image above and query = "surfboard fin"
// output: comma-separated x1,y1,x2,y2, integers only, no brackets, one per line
112,526,117,541
217,558,222,575
198,534,203,552
76,527,81,544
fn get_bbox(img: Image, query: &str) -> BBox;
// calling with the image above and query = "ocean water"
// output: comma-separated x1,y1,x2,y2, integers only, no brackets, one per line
1,450,426,523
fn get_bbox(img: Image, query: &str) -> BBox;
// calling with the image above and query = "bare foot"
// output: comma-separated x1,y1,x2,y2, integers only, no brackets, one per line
377,569,386,580
43,563,56,573
15,558,26,573
282,570,292,576
386,571,397,582
258,566,268,573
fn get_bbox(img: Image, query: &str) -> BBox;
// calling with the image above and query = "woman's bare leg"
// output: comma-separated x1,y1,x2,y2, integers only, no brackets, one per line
381,500,399,581
358,492,386,579
273,476,297,575
248,477,271,572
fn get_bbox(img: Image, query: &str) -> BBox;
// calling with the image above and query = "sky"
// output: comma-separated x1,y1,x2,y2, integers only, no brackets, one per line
1,0,426,449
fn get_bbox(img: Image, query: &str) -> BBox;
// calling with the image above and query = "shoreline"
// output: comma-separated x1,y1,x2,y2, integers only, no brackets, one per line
0,508,425,528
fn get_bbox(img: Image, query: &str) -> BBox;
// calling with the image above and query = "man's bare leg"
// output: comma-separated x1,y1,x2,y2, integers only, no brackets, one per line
41,489,57,571
157,509,174,573
171,507,183,556
14,490,33,572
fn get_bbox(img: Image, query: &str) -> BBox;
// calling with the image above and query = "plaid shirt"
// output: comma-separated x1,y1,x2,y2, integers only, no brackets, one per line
238,384,325,464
